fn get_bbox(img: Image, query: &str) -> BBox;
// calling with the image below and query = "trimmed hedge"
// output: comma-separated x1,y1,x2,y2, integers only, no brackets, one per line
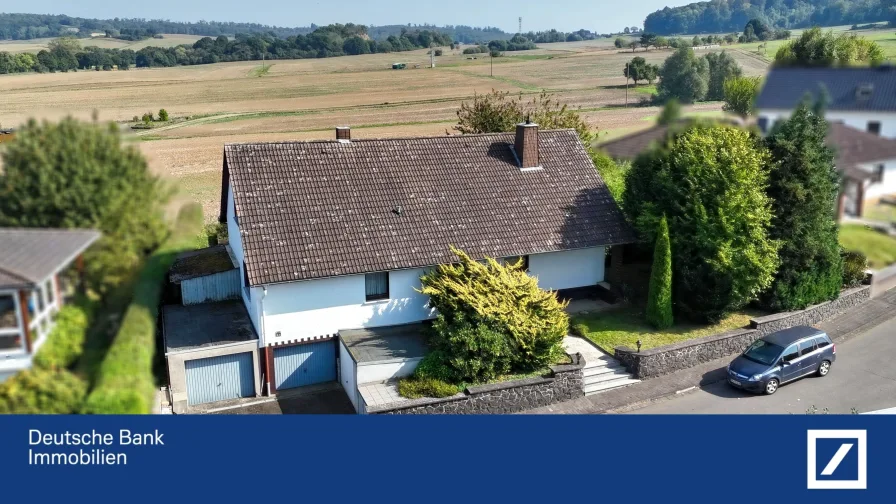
83,203,203,414
398,377,460,399
0,367,87,414
32,299,97,370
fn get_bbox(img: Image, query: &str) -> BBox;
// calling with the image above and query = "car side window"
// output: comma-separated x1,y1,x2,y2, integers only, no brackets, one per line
815,336,830,349
799,339,817,356
782,344,799,363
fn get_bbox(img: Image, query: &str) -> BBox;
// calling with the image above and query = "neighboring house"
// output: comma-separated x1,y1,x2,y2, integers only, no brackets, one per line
0,228,99,382
598,120,896,219
756,66,896,138
162,123,635,412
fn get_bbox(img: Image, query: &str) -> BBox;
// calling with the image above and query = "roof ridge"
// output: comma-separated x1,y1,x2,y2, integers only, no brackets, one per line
223,129,577,147
0,264,32,286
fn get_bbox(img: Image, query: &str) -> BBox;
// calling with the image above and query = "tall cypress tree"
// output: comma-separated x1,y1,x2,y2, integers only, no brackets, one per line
763,101,843,310
646,216,673,329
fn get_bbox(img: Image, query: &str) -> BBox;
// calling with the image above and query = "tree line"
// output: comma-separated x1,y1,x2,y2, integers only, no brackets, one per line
644,0,888,35
0,12,517,43
0,25,454,74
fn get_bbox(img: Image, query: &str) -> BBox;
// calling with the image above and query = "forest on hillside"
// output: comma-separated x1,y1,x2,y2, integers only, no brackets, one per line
0,24,459,74
644,0,893,35
0,13,515,43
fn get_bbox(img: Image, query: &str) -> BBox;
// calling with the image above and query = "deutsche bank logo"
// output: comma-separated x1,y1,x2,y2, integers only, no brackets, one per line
807,430,867,490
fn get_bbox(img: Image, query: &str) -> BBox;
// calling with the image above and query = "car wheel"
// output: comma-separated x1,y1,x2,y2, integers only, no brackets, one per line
817,360,831,377
764,378,779,395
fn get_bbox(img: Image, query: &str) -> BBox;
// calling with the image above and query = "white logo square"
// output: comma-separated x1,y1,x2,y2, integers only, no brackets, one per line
807,429,867,490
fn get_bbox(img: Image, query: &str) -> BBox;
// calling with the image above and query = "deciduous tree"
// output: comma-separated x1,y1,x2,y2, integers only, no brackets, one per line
0,118,169,294
657,46,709,103
723,76,761,117
623,125,779,321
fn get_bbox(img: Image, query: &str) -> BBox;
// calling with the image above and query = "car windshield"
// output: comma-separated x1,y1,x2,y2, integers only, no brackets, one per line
742,339,785,366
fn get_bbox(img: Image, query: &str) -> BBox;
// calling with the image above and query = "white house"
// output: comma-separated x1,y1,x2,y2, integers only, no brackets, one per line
162,123,635,412
756,66,896,139
0,229,99,382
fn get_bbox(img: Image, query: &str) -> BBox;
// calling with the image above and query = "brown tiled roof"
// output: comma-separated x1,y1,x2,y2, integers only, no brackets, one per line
827,122,896,172
222,130,635,286
597,125,671,160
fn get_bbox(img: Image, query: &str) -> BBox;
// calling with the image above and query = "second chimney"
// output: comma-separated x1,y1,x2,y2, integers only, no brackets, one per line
514,120,539,169
336,126,351,142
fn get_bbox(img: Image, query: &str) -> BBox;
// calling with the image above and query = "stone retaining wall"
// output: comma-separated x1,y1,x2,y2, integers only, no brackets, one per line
615,286,870,379
366,353,584,415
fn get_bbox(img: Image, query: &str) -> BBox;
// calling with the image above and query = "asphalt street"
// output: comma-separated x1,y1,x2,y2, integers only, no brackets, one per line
632,317,896,414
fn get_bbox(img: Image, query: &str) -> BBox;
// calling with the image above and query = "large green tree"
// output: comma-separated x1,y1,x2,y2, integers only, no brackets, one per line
704,51,742,101
0,118,169,294
774,27,884,67
762,102,843,310
723,76,762,118
624,56,659,85
623,124,779,322
657,46,709,104
455,89,596,145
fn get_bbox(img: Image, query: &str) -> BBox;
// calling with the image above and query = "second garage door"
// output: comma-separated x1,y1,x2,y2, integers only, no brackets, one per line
274,340,337,390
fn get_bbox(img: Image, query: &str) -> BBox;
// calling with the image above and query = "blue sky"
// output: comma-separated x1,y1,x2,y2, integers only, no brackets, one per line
4,0,682,33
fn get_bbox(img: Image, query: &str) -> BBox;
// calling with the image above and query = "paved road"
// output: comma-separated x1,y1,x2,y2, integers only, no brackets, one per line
632,317,896,414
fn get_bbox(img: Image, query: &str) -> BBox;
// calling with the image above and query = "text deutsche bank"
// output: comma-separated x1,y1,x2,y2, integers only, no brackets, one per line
807,429,867,490
27,429,165,466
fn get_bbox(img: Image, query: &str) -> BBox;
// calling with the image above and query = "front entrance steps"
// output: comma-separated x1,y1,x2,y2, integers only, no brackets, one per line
563,335,640,396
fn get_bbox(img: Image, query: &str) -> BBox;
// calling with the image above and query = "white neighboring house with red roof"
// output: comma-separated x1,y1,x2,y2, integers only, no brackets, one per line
0,228,99,382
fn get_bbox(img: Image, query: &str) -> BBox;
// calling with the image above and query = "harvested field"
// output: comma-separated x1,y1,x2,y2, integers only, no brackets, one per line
1,40,763,221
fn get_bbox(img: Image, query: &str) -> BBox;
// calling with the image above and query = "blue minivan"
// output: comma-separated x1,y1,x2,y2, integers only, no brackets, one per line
727,326,836,395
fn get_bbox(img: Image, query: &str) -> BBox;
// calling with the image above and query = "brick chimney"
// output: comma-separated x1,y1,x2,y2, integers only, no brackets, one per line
336,126,351,143
514,119,539,169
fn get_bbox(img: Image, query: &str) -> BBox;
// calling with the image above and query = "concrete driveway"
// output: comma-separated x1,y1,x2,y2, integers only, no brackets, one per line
631,316,896,414
205,382,355,415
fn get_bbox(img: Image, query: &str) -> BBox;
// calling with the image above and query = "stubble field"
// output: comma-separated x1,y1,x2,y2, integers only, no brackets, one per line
0,40,766,220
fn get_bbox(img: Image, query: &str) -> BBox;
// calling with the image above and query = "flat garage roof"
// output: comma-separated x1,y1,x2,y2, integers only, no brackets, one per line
163,300,257,354
339,323,430,363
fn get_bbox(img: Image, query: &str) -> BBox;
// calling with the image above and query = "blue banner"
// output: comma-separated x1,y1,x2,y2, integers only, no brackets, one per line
0,414,892,502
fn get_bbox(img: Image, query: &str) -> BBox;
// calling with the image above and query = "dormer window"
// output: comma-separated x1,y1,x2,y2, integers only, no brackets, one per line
856,83,874,100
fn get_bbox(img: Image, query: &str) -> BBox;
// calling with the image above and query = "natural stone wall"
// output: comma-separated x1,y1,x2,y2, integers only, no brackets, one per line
366,353,584,415
615,286,871,379
750,286,870,336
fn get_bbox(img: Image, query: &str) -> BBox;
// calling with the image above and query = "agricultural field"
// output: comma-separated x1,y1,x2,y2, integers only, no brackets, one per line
0,39,764,220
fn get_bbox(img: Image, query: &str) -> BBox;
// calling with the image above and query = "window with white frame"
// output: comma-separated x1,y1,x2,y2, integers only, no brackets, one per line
0,294,23,351
45,278,54,306
365,272,389,301
36,287,45,313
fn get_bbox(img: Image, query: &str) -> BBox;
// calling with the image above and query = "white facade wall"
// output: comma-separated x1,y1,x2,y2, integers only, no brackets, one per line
859,160,896,201
356,358,422,385
758,109,896,139
528,247,605,291
261,267,435,346
338,340,358,411
227,186,261,335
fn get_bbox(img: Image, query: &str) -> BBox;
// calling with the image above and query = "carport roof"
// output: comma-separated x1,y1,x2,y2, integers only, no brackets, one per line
339,323,429,363
163,300,257,354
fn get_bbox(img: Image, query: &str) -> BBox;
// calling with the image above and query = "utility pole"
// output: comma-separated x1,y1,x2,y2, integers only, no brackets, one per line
625,62,629,107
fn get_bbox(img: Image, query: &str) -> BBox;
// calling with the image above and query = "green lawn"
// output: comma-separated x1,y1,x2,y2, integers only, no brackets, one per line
571,308,759,354
839,224,896,269
863,201,896,223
